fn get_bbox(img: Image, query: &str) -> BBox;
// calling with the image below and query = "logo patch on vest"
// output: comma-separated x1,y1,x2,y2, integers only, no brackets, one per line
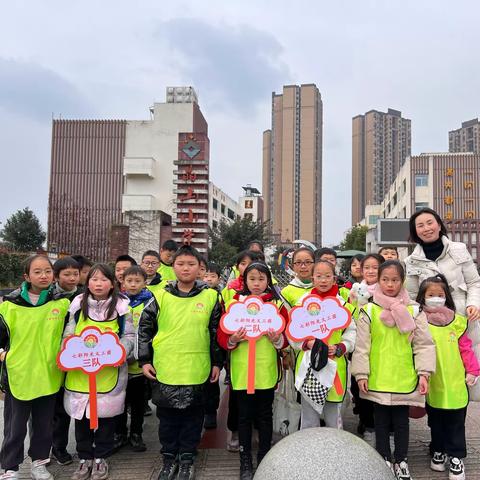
48,308,62,321
192,302,208,314
448,331,457,343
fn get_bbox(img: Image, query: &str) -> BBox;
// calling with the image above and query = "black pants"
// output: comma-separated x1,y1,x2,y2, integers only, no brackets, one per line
52,388,71,453
205,379,220,415
156,405,204,456
374,403,409,463
0,391,56,471
116,376,146,436
75,416,116,460
227,388,239,432
237,388,275,460
351,376,375,430
426,404,467,458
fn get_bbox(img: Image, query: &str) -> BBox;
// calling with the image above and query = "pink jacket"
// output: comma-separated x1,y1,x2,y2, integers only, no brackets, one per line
459,332,480,376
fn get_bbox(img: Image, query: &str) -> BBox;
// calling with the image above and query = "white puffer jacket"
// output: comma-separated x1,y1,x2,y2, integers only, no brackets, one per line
404,235,480,315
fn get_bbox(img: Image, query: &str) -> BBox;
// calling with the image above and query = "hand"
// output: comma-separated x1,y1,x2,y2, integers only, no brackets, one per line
417,375,429,395
466,306,480,322
0,351,5,362
266,328,281,344
305,339,315,350
230,327,247,345
466,373,478,386
142,363,157,381
328,345,337,357
358,379,369,394
210,366,220,383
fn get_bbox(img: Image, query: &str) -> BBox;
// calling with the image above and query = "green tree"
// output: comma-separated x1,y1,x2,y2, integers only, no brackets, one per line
0,253,29,287
338,225,368,252
0,208,46,252
208,217,272,268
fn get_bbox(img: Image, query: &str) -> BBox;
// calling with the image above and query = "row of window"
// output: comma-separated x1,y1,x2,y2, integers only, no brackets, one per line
212,198,235,220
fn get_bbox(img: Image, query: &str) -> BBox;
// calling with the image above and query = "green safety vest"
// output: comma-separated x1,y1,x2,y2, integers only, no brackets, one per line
65,314,121,394
222,286,236,306
427,314,468,409
128,303,145,376
365,303,418,394
339,287,350,302
281,284,312,308
152,288,218,385
230,298,283,391
294,295,355,403
147,282,164,298
0,298,70,401
157,263,176,282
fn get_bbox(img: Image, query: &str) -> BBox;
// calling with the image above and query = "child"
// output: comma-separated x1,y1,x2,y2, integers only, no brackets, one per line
204,263,222,291
378,246,399,261
281,247,314,307
64,264,135,480
0,255,70,480
349,253,385,309
416,274,479,480
291,259,356,430
197,256,207,281
114,266,152,452
138,245,224,480
218,262,289,480
51,257,82,466
343,253,365,289
315,248,350,301
352,260,436,479
140,250,163,294
157,240,178,283
114,255,137,290
71,255,93,290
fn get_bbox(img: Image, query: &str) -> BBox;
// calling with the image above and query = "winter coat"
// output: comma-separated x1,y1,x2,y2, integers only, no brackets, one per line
63,294,135,420
351,304,436,407
404,235,480,316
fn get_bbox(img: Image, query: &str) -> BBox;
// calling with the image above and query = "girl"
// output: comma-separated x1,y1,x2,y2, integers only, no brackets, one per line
344,253,365,289
416,275,479,480
281,247,314,307
0,255,70,480
352,260,436,480
64,264,134,480
291,260,356,431
218,262,289,480
349,253,385,309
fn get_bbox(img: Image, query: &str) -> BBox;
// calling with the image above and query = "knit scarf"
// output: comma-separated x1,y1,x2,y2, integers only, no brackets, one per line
362,280,377,297
373,286,415,334
423,305,455,326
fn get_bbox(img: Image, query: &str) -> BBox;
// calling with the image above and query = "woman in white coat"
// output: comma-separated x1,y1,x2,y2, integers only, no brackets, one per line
404,207,480,321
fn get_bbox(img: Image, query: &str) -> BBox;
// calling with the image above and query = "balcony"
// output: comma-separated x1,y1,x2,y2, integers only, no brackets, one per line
123,157,154,177
121,194,154,212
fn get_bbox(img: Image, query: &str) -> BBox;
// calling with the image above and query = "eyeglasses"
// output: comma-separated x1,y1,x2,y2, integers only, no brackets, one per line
293,260,314,266
142,261,159,267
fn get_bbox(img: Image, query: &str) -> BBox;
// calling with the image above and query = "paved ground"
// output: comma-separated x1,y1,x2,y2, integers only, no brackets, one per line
2,390,480,479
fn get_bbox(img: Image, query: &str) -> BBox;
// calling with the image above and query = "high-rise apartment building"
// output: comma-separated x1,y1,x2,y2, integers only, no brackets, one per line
351,108,411,225
449,118,480,153
262,84,323,245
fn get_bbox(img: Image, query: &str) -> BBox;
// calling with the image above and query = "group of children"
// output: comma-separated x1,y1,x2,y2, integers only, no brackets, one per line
0,241,478,480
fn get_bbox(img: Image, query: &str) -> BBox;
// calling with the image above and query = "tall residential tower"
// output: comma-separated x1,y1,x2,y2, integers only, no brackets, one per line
449,118,480,153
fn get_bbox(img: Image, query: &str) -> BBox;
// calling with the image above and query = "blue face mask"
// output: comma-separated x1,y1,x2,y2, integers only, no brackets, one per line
425,296,446,308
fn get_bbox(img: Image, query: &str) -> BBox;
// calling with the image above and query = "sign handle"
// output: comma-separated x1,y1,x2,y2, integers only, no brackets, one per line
89,374,98,430
247,339,256,394
333,371,343,396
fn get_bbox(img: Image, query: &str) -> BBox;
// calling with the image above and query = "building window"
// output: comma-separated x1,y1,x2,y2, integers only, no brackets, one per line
212,198,218,210
212,220,218,230
245,199,253,209
393,193,397,206
403,207,407,218
244,213,253,221
227,208,235,220
369,215,379,225
415,174,428,187
221,203,225,215
415,202,429,211
402,179,407,194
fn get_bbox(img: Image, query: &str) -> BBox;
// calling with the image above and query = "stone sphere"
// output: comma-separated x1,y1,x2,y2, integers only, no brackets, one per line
254,428,394,480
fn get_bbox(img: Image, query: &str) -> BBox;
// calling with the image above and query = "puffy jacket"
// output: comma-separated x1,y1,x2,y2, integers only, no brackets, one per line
404,236,480,316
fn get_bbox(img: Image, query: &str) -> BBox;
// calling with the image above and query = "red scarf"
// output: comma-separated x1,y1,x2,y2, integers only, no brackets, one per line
311,284,339,299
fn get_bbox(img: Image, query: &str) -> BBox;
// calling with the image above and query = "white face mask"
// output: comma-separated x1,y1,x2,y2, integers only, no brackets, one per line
425,296,446,308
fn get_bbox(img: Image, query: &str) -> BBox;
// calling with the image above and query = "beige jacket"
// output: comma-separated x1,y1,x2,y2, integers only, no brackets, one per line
404,236,480,316
351,304,436,407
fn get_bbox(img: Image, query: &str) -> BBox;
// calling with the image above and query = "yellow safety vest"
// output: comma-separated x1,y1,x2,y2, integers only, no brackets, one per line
281,284,312,308
1,298,70,401
128,303,145,376
157,263,176,282
427,313,468,409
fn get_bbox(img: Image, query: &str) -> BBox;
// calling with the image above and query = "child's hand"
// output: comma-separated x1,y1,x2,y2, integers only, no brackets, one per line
230,327,247,345
142,363,157,381
305,339,315,350
266,328,281,344
417,375,429,395
328,345,337,357
466,373,478,386
0,351,5,362
357,379,369,394
466,306,480,322
210,366,220,383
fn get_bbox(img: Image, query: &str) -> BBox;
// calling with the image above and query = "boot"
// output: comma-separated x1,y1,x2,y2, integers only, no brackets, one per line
239,453,253,480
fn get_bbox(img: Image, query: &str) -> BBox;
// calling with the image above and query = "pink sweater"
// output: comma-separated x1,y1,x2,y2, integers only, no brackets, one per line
459,332,480,376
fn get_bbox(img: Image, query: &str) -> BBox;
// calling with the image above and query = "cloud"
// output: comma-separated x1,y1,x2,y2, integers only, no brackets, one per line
155,18,291,116
0,57,91,121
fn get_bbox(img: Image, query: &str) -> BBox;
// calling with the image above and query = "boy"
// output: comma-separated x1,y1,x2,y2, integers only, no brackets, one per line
204,263,222,291
378,246,399,261
114,266,152,453
53,256,81,297
157,240,178,283
138,246,224,480
197,257,208,281
141,250,163,294
114,255,137,289
70,255,93,290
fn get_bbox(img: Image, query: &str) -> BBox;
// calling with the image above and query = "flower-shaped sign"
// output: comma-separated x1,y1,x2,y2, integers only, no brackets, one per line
221,295,285,393
57,326,126,429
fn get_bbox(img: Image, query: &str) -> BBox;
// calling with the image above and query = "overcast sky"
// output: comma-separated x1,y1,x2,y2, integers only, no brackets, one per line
1,0,479,245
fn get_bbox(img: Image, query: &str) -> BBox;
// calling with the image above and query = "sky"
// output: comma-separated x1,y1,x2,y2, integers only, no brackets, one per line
0,0,479,245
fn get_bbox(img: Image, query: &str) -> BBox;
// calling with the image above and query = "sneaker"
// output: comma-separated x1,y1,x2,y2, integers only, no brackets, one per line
71,460,93,480
204,413,217,429
177,453,195,480
31,460,53,480
449,457,465,480
227,431,239,452
430,452,447,472
240,453,253,480
130,433,147,452
157,454,178,480
91,459,109,480
51,448,73,465
113,433,128,451
0,471,18,480
384,460,394,475
394,461,411,480
144,404,153,417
